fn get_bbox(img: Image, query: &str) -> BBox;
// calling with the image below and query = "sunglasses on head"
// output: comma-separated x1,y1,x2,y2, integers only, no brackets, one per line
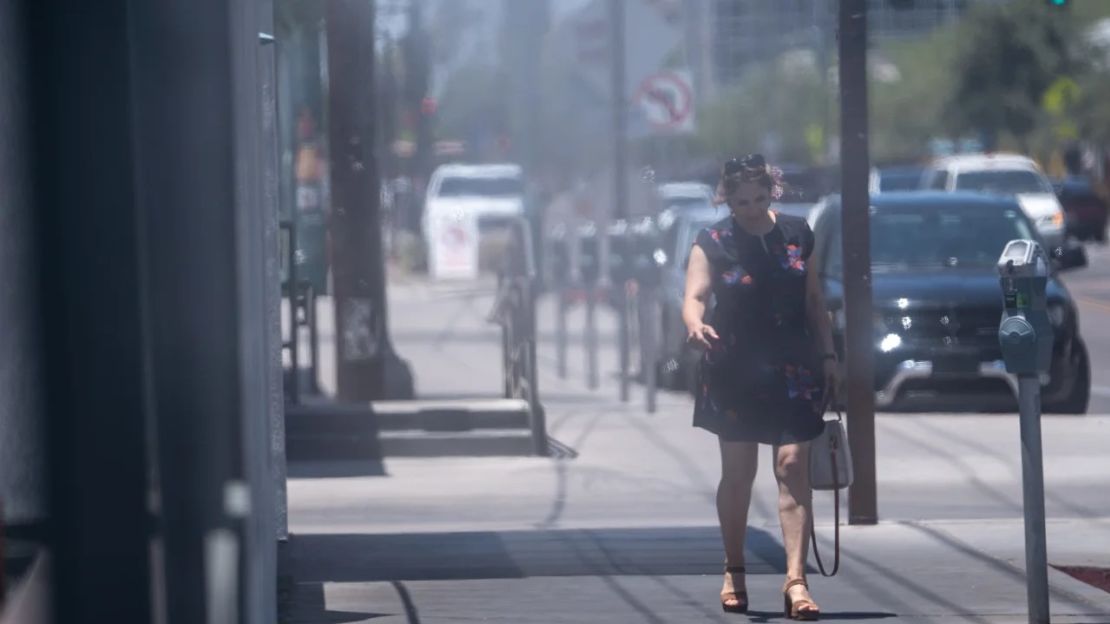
724,154,766,176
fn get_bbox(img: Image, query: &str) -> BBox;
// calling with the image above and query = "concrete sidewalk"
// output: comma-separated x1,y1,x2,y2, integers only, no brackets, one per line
281,279,1110,623
281,518,1110,623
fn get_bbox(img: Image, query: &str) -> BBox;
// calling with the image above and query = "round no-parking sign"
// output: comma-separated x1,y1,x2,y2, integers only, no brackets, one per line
634,71,695,134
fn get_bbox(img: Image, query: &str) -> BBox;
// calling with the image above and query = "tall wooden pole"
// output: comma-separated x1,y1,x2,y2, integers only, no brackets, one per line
839,0,878,525
328,0,386,401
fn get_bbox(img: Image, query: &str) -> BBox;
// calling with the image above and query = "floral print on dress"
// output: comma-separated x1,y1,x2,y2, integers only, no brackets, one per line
722,267,754,286
784,364,820,401
781,244,806,272
691,214,824,445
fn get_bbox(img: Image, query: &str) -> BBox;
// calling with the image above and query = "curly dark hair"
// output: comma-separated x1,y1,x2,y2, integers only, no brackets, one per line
719,153,777,196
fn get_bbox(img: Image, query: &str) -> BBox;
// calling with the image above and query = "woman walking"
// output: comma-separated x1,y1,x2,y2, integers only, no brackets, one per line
683,154,839,620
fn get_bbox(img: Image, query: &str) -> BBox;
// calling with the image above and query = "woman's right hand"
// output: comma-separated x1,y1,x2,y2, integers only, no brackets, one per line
686,322,719,349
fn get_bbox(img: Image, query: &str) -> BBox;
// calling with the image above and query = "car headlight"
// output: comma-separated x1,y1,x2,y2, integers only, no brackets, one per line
1039,212,1065,229
1047,303,1067,327
879,333,903,353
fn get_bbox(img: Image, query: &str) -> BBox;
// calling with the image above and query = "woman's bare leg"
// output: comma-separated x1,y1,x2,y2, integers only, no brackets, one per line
717,439,759,602
774,442,818,608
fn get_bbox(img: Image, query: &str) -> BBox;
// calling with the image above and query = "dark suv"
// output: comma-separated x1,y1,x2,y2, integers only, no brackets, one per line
811,192,1090,413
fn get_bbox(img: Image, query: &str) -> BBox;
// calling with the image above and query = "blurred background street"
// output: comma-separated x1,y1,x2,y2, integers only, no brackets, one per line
4,1,1110,623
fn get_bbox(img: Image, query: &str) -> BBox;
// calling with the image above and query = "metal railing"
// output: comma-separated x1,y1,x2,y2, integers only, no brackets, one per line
489,217,547,455
280,220,320,404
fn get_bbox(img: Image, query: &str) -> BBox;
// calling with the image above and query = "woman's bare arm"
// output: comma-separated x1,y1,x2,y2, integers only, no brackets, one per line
683,245,719,348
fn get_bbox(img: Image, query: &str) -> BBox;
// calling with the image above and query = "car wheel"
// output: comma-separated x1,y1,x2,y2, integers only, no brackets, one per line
1046,340,1090,415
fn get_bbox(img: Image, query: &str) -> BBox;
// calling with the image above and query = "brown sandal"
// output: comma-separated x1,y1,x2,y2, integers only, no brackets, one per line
721,565,749,614
783,578,820,620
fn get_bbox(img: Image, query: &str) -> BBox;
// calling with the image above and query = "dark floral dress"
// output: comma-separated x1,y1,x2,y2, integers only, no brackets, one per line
692,214,825,445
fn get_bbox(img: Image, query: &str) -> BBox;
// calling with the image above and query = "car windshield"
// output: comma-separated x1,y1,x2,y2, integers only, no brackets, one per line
878,170,923,192
954,169,1051,195
827,207,1036,273
437,176,523,197
665,197,711,212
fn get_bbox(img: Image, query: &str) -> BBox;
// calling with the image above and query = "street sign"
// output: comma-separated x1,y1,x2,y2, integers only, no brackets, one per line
428,209,479,281
633,70,695,134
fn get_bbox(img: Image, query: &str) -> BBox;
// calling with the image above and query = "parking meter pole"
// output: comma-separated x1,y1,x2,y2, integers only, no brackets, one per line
618,286,631,402
997,239,1054,624
556,290,568,379
642,285,658,414
586,288,600,390
1017,376,1050,624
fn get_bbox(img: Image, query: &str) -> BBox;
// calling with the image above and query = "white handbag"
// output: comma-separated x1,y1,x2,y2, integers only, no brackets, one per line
809,411,853,490
809,410,853,577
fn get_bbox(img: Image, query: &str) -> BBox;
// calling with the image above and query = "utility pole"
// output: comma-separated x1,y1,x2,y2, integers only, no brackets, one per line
328,0,387,401
404,1,433,196
610,0,630,402
839,0,878,525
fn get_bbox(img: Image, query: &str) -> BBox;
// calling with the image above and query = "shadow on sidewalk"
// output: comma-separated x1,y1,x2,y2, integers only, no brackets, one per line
282,525,792,584
279,526,905,623
287,459,388,479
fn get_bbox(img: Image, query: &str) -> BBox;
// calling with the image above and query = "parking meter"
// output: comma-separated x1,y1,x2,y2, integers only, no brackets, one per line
606,221,633,287
997,239,1052,376
576,223,600,287
545,225,570,291
996,238,1052,624
629,218,663,289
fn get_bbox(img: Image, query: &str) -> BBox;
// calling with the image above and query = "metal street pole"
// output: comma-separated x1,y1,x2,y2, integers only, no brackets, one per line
838,0,878,525
328,0,386,401
1018,377,1051,624
610,0,630,402
26,2,153,620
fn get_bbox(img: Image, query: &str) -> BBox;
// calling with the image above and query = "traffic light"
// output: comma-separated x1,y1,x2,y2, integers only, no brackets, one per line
1046,0,1068,7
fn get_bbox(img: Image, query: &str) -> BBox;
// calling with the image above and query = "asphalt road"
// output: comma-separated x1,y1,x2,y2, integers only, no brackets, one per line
1058,241,1110,412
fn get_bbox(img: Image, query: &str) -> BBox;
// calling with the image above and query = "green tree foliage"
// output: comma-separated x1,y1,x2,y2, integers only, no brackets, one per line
944,0,1088,150
697,57,833,165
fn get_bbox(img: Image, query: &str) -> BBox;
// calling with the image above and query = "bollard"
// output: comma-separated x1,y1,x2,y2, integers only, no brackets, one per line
997,240,1053,624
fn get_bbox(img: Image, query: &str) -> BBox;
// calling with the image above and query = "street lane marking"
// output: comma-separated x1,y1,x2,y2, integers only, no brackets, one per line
1076,296,1110,314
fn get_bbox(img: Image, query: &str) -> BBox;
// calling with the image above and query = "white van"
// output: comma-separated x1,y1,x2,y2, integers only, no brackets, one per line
422,163,525,279
920,153,1066,249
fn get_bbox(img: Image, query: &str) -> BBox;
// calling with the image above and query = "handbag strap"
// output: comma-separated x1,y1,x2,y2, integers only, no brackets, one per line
810,432,841,577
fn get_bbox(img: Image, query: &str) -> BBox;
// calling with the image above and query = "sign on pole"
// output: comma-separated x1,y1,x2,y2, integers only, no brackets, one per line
633,70,696,134
428,209,480,281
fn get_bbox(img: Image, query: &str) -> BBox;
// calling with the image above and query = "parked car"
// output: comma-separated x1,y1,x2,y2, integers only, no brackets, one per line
652,204,727,390
421,163,525,277
919,153,1067,252
811,192,1089,413
658,181,716,213
870,165,926,193
1053,176,1108,243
